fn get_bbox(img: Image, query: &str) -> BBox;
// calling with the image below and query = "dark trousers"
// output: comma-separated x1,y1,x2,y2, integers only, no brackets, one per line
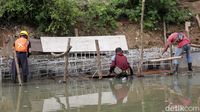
11,52,29,82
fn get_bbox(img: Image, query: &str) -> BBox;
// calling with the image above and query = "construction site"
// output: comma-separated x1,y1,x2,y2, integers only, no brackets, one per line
1,0,200,112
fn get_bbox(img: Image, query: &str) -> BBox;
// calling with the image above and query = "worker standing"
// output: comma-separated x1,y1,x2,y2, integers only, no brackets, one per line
162,32,192,74
11,31,31,83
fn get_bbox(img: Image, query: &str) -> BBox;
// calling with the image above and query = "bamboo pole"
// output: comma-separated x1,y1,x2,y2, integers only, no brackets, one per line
138,0,145,77
13,49,22,86
63,38,71,82
95,40,102,79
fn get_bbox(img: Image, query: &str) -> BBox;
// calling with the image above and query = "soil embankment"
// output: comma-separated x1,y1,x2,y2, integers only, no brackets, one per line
0,0,200,52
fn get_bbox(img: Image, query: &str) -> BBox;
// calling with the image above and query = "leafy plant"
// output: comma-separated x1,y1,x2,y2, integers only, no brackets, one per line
0,0,193,35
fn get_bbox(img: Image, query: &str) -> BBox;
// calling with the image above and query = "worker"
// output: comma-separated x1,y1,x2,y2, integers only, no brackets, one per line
161,32,192,74
11,31,31,83
109,47,133,77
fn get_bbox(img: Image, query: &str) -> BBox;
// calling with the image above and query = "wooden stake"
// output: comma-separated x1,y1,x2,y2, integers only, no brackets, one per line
138,0,145,77
95,40,102,79
185,21,191,38
75,28,79,37
163,19,173,73
64,38,71,82
2,35,6,57
196,14,200,30
13,49,22,86
163,18,167,43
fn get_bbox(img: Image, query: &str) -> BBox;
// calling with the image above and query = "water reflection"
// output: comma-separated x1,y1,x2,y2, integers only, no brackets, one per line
166,75,193,107
109,79,132,104
0,74,200,112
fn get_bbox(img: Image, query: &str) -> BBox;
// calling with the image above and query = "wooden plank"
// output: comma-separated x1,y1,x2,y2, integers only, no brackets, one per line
191,44,200,48
143,70,171,75
149,56,182,62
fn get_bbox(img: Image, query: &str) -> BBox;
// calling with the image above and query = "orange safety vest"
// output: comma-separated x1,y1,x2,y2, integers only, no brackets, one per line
15,37,29,52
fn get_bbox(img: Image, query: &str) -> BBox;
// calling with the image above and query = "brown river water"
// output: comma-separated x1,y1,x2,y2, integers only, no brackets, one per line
0,72,200,112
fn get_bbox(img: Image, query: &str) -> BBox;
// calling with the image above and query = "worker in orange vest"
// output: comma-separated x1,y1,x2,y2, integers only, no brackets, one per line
11,31,31,83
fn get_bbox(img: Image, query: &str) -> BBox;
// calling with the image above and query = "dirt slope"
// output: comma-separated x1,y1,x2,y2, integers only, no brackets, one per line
0,0,200,50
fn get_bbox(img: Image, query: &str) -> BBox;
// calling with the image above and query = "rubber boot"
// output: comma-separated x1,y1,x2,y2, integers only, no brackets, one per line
173,64,179,75
188,63,193,71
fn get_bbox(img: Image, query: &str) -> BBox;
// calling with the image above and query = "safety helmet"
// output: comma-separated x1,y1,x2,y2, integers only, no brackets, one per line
20,31,29,37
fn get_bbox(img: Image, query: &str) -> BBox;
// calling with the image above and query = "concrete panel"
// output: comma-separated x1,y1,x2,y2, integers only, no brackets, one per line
41,35,128,52
30,39,43,52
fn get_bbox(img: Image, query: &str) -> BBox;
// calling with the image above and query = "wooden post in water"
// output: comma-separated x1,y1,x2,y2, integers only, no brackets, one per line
95,40,102,79
51,39,72,83
163,19,173,73
138,0,145,77
13,49,22,86
64,38,71,82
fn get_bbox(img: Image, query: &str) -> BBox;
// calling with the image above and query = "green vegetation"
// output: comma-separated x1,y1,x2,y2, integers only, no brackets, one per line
0,0,192,36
